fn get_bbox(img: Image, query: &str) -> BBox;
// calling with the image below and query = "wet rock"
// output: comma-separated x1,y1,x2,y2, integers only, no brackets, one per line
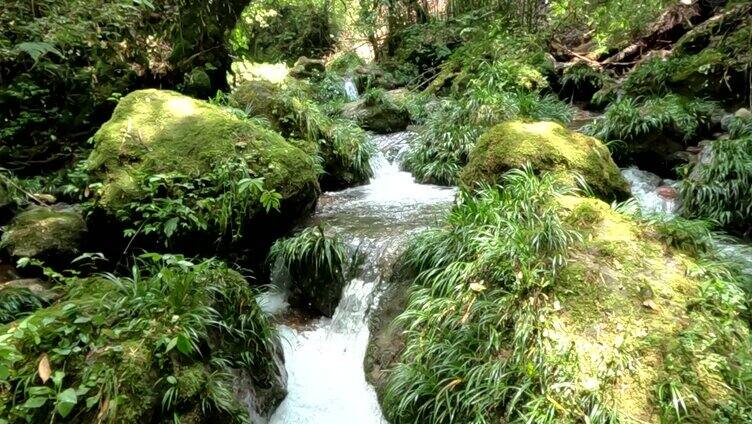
461,121,630,200
289,56,326,79
233,337,288,424
656,186,678,199
364,263,413,401
342,89,411,134
0,204,86,260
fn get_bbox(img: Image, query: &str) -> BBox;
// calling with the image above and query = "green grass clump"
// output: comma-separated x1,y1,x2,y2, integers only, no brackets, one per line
382,166,752,423
0,254,282,423
268,225,348,315
679,116,752,234
584,94,717,161
384,168,587,423
402,29,573,186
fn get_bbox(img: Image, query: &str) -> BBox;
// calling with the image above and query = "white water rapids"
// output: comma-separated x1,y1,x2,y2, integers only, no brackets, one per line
262,132,456,423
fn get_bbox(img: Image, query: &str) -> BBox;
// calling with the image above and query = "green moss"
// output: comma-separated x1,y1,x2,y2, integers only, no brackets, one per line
461,121,629,200
0,205,85,258
176,364,208,402
86,89,318,212
342,88,411,134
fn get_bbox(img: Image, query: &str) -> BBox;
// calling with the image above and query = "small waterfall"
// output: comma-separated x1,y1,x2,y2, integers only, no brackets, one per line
620,167,679,214
343,76,359,101
267,132,456,423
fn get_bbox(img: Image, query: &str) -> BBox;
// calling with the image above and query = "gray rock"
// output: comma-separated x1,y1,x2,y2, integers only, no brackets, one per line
0,204,86,259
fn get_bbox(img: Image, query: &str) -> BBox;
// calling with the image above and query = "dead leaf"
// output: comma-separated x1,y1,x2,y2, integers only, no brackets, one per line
469,282,486,292
642,299,660,311
38,353,51,383
444,378,463,390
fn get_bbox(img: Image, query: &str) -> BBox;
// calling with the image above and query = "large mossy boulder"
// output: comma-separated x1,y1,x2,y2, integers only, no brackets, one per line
342,88,411,134
369,178,751,422
461,121,629,200
0,258,286,423
0,204,85,260
85,89,319,248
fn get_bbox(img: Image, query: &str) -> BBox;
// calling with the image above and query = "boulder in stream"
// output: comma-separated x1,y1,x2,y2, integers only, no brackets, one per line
0,204,86,261
461,120,629,200
85,89,320,249
342,88,411,134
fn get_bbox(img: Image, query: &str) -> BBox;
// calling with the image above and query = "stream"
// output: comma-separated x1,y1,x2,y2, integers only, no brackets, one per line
257,129,750,423
263,132,456,423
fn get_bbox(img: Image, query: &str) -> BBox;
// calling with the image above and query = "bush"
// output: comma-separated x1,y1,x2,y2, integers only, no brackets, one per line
231,79,376,189
268,225,348,316
0,0,246,173
584,94,717,163
0,255,284,423
382,168,752,423
679,116,752,235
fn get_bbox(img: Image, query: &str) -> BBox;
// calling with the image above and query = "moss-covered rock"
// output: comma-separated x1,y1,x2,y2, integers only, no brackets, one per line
342,88,411,134
372,182,751,422
85,89,319,248
231,80,374,191
461,121,629,200
553,196,750,422
0,204,85,259
0,258,286,423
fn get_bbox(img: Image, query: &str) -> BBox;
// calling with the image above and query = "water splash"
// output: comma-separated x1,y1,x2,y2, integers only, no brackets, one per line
344,77,359,101
620,167,679,214
621,166,752,278
268,132,456,423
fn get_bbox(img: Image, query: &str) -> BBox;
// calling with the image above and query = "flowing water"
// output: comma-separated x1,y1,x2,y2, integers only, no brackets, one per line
343,77,359,101
621,167,752,277
265,132,456,423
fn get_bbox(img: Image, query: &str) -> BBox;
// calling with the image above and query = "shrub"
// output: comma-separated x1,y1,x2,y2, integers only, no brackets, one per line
679,116,752,234
1,0,246,173
268,225,348,315
0,255,283,423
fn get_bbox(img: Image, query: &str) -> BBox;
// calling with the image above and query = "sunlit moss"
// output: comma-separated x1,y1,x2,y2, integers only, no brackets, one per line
461,121,629,200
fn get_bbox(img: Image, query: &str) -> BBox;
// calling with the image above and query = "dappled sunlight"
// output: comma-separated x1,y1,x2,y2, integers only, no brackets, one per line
164,97,197,118
231,60,289,85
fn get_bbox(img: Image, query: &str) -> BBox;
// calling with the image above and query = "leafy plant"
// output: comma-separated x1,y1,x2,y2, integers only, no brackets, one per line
118,158,282,246
384,167,587,423
584,94,717,161
679,116,752,234
268,225,349,314
0,254,280,423
269,225,347,283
